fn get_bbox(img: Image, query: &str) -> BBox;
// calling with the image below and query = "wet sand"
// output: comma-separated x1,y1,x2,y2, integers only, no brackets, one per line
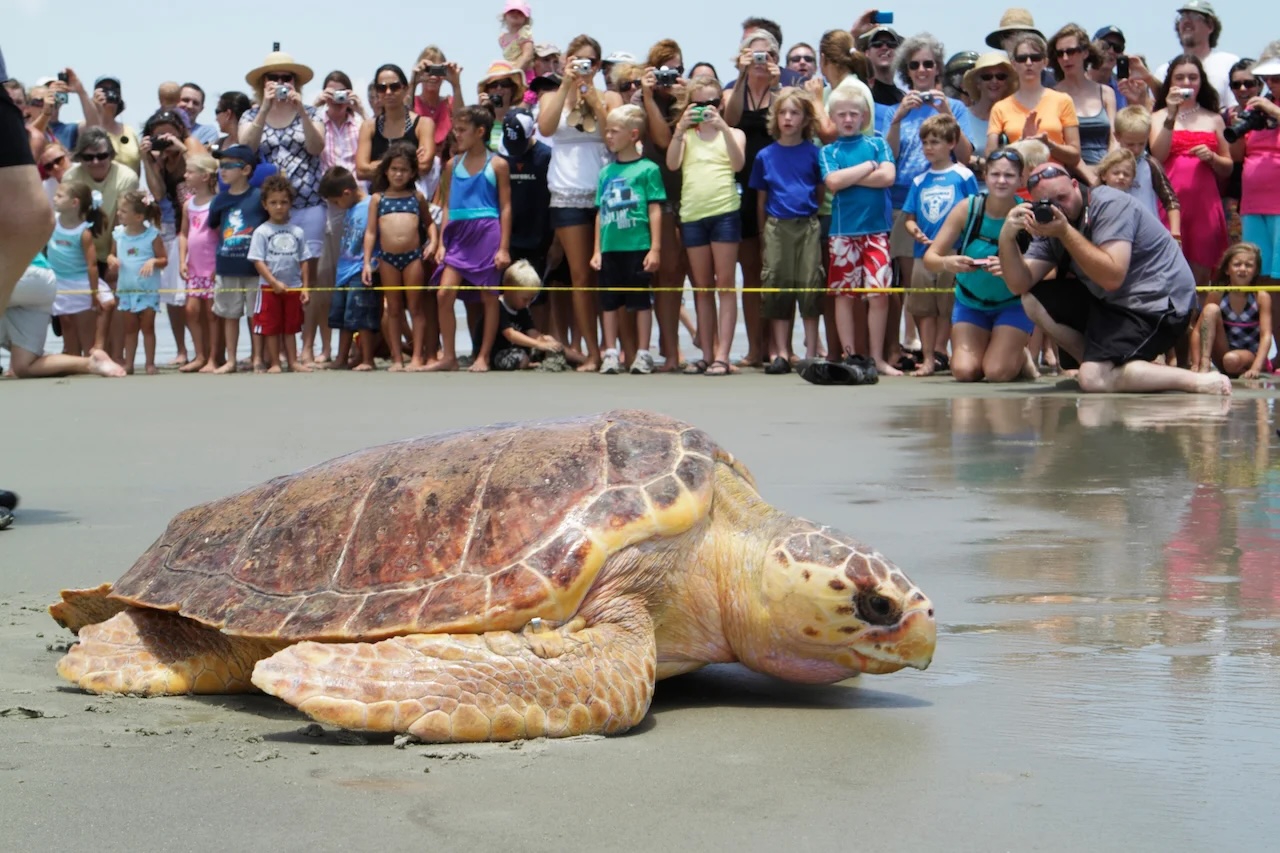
2,373,1278,851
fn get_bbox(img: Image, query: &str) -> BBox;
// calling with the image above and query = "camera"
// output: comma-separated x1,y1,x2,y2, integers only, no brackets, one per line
55,71,69,105
1115,56,1130,80
1173,87,1194,99
690,106,707,123
276,84,291,101
655,66,679,87
752,51,769,65
490,91,506,108
573,59,593,75
103,88,122,106
1032,199,1056,224
152,137,173,152
332,89,349,103
872,10,894,24
427,65,447,77
1224,108,1269,143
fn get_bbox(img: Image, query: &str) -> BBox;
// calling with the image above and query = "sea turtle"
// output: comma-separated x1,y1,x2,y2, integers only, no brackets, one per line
51,410,935,742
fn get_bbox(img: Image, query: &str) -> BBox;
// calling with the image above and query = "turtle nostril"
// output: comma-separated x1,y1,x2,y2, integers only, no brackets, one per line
927,608,935,618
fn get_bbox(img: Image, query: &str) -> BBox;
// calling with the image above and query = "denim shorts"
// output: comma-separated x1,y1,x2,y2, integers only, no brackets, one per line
549,206,597,230
680,210,741,248
952,299,1035,335
328,275,382,332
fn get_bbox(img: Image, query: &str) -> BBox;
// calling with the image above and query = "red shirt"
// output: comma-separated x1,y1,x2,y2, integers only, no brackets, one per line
413,95,453,148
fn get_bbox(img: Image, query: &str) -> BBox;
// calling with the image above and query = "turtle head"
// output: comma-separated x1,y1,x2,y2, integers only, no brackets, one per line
744,525,935,684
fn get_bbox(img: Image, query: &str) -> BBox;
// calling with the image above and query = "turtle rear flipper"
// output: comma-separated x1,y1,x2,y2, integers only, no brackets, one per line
58,608,281,695
252,597,657,742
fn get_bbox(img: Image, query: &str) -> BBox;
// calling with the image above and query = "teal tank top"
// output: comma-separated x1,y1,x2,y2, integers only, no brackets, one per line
449,152,498,221
46,221,91,281
953,198,1018,311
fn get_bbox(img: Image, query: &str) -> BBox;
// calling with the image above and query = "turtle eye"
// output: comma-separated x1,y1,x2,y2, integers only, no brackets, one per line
856,591,900,626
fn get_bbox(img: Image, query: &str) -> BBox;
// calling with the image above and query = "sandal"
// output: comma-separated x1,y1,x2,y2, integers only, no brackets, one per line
893,353,918,373
705,360,733,376
765,356,792,375
682,359,708,375
933,351,950,373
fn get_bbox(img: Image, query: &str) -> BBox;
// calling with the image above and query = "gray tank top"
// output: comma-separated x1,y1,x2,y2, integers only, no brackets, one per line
1077,87,1111,166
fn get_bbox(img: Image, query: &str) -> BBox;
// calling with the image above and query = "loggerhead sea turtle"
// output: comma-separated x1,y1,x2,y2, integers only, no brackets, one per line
51,410,935,742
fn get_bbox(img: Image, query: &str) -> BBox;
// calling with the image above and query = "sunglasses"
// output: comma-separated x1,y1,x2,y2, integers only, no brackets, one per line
42,154,68,169
264,73,295,83
1056,46,1086,59
691,98,722,108
79,151,113,162
29,98,46,108
1101,41,1125,53
908,60,936,70
868,40,896,50
375,82,405,93
987,149,1023,165
788,54,816,64
217,161,248,171
1014,53,1045,64
1027,165,1070,189
487,80,517,90
1230,79,1260,90
980,72,1010,82
618,80,642,92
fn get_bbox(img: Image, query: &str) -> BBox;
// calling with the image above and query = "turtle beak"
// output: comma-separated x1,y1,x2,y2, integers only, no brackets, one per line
897,601,937,671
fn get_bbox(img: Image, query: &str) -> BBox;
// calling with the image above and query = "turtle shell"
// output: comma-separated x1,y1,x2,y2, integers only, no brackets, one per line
109,410,735,641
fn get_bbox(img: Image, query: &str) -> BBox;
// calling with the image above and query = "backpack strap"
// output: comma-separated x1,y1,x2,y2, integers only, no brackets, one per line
954,192,988,254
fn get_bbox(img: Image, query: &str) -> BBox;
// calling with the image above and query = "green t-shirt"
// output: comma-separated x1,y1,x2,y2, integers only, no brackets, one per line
596,158,666,253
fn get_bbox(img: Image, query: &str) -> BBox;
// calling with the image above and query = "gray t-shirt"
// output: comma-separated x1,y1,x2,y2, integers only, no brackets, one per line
1026,185,1195,317
246,222,314,288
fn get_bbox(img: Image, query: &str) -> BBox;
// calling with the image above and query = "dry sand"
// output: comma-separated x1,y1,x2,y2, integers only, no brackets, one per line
2,371,1276,851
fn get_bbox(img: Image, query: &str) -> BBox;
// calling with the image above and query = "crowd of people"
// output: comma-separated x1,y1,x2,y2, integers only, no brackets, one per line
1,2,1277,395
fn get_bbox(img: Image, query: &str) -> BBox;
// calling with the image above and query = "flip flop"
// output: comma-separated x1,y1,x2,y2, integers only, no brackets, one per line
705,360,734,376
799,360,861,386
765,356,792,375
933,351,951,373
682,359,708,375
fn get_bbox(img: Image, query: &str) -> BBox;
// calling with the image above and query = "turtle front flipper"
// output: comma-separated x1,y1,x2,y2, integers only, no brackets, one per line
58,608,283,696
251,597,657,742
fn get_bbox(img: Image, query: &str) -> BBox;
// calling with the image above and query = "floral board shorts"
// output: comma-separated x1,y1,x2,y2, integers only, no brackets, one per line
827,233,892,297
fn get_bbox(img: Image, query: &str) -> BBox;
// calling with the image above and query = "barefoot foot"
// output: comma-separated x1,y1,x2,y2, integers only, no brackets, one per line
874,359,904,377
89,349,127,378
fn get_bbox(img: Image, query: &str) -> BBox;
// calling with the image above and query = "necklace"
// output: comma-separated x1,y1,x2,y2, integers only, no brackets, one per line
1177,104,1199,120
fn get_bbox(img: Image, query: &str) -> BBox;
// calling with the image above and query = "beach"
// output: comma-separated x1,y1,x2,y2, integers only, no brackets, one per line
2,372,1278,851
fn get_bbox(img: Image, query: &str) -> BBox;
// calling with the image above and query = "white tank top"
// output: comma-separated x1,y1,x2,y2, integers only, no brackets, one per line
548,105,608,208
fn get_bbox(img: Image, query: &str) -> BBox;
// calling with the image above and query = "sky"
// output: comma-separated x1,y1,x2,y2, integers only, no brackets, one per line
3,1,1265,128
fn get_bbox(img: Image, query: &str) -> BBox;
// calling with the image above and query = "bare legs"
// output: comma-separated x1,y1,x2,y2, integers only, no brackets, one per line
556,223,600,371
684,240,739,373
950,323,1031,383
122,308,158,375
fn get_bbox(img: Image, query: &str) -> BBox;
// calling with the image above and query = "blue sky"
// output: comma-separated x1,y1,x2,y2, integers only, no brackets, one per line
4,1,1263,128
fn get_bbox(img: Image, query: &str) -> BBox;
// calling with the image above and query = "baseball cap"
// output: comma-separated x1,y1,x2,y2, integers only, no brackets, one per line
1177,0,1219,18
212,143,257,165
94,75,122,90
1092,26,1126,47
500,110,536,157
857,26,903,49
603,51,637,66
534,43,561,58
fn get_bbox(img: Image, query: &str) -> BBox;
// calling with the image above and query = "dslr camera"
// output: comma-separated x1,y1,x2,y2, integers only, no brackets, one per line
655,66,679,87
1031,199,1056,224
1224,108,1269,143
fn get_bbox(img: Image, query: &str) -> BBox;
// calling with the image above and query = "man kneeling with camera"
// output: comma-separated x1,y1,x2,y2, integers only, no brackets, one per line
998,162,1232,395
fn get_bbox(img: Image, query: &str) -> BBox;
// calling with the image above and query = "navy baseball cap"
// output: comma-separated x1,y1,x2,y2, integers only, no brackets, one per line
1093,26,1126,47
94,75,122,90
500,110,536,157
212,143,256,164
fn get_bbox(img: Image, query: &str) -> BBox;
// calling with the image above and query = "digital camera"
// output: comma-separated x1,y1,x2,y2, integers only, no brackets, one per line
427,65,448,77
1174,87,1194,99
276,84,291,101
55,71,69,105
152,137,173,152
1031,199,1056,224
655,67,679,87
573,59,593,75
690,106,707,123
332,89,349,103
752,51,769,65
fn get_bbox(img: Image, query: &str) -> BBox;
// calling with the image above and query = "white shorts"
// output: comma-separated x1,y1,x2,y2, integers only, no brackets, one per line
159,229,186,307
51,278,113,316
290,204,327,260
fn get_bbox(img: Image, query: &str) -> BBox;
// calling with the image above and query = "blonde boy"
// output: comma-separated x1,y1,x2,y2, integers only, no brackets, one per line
1113,106,1181,240
491,260,578,370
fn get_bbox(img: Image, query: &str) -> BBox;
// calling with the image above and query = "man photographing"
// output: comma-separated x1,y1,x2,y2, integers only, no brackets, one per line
997,161,1231,395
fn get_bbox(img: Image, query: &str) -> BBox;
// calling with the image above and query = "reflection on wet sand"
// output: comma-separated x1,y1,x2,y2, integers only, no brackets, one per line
897,396,1280,674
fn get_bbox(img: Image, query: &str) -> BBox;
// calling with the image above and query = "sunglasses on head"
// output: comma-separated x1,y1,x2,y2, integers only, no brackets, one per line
987,149,1023,166
789,54,816,64
1027,165,1070,189
79,151,113,162
908,60,936,70
264,73,294,83
375,82,405,93
980,72,1010,82
1230,78,1260,90
1014,53,1045,64
1056,46,1086,59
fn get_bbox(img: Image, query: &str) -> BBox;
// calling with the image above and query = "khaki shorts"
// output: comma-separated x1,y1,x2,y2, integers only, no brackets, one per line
1,265,57,356
761,216,823,319
889,210,917,259
906,264,955,318
213,275,260,319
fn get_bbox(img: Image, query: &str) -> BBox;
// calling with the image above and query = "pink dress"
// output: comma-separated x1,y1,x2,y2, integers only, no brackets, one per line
1162,130,1228,270
184,198,218,299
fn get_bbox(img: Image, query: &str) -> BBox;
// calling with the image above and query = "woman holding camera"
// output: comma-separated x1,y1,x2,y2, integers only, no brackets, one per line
139,109,197,365
1228,57,1280,293
241,48,328,291
477,62,527,151
538,34,611,372
412,46,464,152
88,76,140,175
1150,54,1232,287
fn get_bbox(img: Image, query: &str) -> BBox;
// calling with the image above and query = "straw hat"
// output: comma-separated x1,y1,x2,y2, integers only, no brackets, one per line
963,52,1019,102
477,61,527,99
985,8,1045,49
245,45,315,89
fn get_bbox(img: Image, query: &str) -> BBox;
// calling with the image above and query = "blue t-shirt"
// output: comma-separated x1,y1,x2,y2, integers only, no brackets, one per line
208,187,266,278
902,164,979,258
820,135,894,238
336,199,371,286
748,142,823,219
890,98,972,208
